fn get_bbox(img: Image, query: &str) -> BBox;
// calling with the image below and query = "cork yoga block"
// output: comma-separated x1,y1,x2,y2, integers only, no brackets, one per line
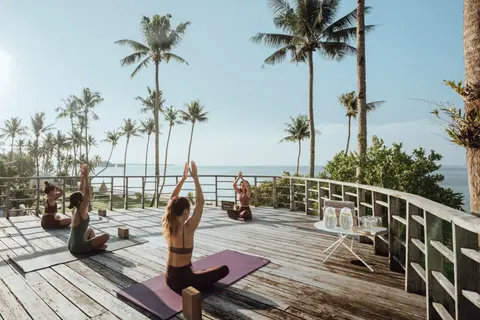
98,209,107,217
118,227,129,239
182,286,202,320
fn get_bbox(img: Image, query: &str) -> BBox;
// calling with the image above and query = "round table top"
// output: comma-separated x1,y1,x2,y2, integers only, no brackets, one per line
314,220,388,236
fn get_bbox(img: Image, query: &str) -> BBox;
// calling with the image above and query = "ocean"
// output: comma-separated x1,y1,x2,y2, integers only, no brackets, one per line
90,164,471,212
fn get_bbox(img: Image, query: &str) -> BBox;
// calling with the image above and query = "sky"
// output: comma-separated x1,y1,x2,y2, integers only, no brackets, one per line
0,0,467,167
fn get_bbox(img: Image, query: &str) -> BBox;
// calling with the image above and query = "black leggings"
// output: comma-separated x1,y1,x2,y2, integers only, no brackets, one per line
227,206,252,221
165,263,229,292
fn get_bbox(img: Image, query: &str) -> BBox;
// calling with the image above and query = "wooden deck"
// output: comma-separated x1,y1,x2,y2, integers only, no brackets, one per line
0,206,426,320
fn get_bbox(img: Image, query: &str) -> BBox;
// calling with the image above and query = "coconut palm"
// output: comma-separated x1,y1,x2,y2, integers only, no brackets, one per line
120,118,141,196
55,96,81,174
95,130,123,177
463,0,480,216
136,86,165,115
338,91,384,154
15,139,26,173
0,117,28,161
356,0,368,182
30,112,54,177
75,88,103,166
180,100,208,164
53,131,68,174
251,0,375,177
280,115,310,175
158,106,184,198
43,132,56,174
115,14,190,206
139,118,156,177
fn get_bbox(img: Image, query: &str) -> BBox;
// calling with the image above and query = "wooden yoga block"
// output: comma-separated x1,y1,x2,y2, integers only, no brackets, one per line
221,201,234,211
182,286,202,320
118,227,129,239
98,209,107,217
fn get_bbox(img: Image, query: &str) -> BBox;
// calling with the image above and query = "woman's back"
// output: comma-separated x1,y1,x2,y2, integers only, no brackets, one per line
167,224,194,267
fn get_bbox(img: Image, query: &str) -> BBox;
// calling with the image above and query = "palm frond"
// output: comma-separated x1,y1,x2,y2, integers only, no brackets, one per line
163,52,189,65
327,24,376,43
130,56,152,79
250,33,296,48
318,41,356,61
114,39,150,52
263,46,295,65
119,51,150,67
366,100,385,111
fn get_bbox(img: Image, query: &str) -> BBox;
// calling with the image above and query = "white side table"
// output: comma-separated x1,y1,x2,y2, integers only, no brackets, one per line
314,220,388,272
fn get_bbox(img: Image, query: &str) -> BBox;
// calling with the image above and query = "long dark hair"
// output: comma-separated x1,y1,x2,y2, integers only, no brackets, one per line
43,181,55,194
68,191,83,209
162,196,191,241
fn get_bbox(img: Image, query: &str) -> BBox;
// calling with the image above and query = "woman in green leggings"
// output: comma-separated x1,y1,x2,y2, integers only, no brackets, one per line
67,164,110,253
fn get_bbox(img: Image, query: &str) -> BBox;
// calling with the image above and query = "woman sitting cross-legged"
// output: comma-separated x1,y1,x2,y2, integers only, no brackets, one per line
41,181,71,229
67,164,110,254
227,171,253,221
163,161,229,292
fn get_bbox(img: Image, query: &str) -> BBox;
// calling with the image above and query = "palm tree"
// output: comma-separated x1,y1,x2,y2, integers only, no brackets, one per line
53,131,68,174
75,88,103,167
139,118,156,177
15,139,26,173
0,117,28,161
280,115,310,175
338,91,384,154
251,0,375,178
43,132,56,174
356,0,368,182
136,86,165,115
464,0,480,216
115,14,190,206
30,112,54,177
180,100,208,164
120,118,141,196
55,96,81,175
95,130,122,177
158,106,183,198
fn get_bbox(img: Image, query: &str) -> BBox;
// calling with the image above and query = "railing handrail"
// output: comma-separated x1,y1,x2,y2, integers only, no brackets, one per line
284,175,473,228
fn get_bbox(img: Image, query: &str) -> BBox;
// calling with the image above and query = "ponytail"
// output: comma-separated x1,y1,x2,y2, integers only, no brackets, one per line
162,196,191,241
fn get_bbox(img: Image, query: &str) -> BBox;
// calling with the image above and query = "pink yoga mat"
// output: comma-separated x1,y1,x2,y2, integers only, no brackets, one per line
115,250,270,319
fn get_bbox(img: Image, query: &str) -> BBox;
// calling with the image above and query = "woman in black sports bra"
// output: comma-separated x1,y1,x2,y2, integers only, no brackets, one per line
163,161,229,292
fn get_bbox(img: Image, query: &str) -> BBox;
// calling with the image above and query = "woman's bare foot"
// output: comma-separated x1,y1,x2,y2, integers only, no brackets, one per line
98,244,107,250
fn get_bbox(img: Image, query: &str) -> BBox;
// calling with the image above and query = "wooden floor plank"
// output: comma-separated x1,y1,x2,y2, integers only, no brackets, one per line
0,207,426,320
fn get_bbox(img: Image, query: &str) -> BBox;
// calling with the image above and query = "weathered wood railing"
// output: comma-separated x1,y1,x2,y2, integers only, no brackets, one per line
0,174,478,319
287,176,480,320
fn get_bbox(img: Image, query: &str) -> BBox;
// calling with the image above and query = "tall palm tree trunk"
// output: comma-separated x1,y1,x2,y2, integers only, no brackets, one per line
144,134,151,177
158,124,173,201
10,136,14,161
151,61,161,207
187,122,195,164
84,109,89,166
123,138,130,197
346,116,352,153
70,118,77,175
307,51,315,178
296,139,301,175
356,0,367,183
464,0,480,216
94,145,115,177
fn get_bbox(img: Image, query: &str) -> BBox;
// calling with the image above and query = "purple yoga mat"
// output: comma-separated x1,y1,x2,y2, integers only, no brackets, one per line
115,249,270,319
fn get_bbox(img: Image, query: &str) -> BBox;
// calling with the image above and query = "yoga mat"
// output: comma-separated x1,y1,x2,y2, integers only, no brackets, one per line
9,237,148,273
115,250,270,319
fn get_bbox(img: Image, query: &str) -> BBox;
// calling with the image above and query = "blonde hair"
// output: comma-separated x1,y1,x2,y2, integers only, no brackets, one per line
162,196,191,241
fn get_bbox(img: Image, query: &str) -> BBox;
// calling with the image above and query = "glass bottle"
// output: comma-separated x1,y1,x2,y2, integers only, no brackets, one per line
340,207,353,230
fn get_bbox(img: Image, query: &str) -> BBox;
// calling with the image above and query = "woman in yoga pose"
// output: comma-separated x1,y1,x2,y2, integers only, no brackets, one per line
227,171,253,221
41,181,71,229
67,164,110,253
163,161,229,292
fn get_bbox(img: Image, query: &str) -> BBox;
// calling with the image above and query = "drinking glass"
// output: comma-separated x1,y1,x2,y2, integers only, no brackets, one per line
324,207,337,229
340,207,353,230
